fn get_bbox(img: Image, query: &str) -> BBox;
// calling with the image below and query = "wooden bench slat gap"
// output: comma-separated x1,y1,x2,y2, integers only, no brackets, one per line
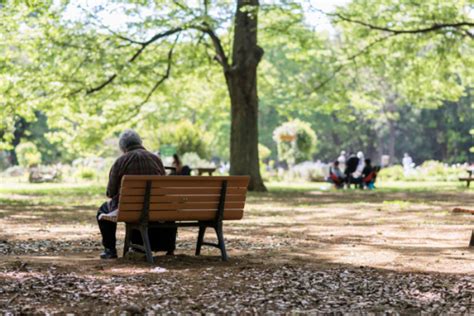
119,195,246,203
120,188,247,195
118,210,244,222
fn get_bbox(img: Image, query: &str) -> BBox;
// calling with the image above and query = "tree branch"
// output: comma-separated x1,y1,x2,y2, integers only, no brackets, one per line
137,37,177,107
332,12,474,37
192,23,230,71
80,28,182,96
104,36,179,128
313,34,395,91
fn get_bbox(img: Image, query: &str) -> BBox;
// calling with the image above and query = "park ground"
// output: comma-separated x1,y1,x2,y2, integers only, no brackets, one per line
0,180,473,314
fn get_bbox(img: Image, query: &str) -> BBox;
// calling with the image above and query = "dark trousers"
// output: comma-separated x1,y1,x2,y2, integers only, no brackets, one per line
97,202,177,251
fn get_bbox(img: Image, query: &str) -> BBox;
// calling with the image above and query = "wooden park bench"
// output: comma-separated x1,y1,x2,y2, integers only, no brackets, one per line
459,169,473,188
452,208,474,247
102,175,249,263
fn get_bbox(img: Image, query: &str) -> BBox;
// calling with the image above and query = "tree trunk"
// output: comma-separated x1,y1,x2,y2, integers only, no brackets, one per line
226,0,266,191
387,119,396,164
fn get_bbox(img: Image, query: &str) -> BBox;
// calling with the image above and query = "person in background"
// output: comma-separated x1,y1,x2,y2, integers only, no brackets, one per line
344,152,359,183
402,153,414,176
329,161,345,189
171,154,183,175
362,158,376,189
353,151,365,178
337,150,347,171
171,154,191,176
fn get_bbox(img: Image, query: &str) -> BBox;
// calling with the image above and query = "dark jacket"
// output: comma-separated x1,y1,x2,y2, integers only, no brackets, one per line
106,144,165,210
345,156,359,175
362,165,373,178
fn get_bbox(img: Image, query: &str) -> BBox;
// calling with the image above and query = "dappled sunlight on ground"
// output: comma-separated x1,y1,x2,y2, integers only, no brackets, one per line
0,180,472,313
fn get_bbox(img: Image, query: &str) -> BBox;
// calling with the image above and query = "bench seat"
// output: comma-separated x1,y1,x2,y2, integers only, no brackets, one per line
114,175,250,263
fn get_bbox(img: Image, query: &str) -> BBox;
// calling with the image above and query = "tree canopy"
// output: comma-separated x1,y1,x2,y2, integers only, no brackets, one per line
1,0,472,173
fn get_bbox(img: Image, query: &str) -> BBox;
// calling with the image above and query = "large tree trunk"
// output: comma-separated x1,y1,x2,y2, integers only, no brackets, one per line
226,0,266,191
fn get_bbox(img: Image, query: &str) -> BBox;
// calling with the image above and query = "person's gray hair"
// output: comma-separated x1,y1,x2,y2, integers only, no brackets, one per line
118,129,142,152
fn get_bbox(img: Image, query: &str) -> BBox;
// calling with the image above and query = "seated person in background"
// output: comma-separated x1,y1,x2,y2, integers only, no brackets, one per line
171,154,191,176
329,161,345,189
362,158,376,189
344,153,360,187
97,129,176,259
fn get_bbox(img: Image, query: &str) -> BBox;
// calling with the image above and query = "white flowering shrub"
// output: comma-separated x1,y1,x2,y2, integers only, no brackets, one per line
273,120,317,166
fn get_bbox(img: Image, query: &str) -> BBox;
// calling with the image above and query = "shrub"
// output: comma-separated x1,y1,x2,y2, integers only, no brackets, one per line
273,119,317,166
74,167,98,181
259,144,271,161
378,165,404,181
181,152,215,168
378,161,467,182
15,142,42,168
143,121,211,159
289,161,329,182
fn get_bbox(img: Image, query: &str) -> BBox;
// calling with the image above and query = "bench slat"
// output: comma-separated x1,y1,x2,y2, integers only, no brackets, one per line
121,179,248,188
117,210,244,222
121,175,249,182
119,195,246,203
119,201,245,211
120,187,247,196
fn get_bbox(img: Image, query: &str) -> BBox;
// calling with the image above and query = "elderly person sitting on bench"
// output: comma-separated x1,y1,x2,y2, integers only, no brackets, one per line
96,129,176,259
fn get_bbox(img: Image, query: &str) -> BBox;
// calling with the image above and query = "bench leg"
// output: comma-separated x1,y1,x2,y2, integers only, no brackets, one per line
123,224,131,257
470,230,474,247
215,222,228,261
195,225,206,256
139,226,154,264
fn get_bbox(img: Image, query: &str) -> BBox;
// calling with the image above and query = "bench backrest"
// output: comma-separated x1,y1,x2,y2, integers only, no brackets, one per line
117,175,250,223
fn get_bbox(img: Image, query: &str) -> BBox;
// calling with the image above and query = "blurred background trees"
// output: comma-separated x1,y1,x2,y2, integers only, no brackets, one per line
0,0,472,181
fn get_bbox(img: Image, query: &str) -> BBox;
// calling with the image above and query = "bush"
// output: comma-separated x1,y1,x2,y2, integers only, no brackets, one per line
259,144,271,161
273,119,317,166
143,121,211,159
74,167,98,181
1,166,26,177
15,142,42,168
181,152,215,168
378,161,467,182
378,165,404,181
289,161,329,182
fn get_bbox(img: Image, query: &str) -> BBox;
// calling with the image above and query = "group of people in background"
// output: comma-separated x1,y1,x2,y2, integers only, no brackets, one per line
329,151,378,189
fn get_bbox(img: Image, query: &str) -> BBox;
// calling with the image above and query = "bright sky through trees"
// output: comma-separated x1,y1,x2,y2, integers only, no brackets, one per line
63,0,351,34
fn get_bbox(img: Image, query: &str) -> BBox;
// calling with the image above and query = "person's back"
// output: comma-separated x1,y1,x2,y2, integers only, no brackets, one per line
362,159,373,178
337,151,346,168
97,129,174,260
107,144,165,210
362,159,376,189
345,154,359,175
329,161,344,188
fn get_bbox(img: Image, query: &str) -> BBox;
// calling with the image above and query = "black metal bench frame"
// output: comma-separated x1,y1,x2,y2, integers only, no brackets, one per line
459,177,472,188
122,180,229,264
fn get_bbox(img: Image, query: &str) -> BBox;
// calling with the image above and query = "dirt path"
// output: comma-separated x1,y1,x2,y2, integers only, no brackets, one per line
0,185,473,313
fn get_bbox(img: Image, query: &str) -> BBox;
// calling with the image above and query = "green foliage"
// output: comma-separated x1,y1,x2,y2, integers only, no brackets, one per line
378,165,404,181
181,152,215,169
15,141,41,167
273,119,317,165
142,121,211,159
258,144,271,161
73,167,97,181
378,161,466,182
0,0,472,167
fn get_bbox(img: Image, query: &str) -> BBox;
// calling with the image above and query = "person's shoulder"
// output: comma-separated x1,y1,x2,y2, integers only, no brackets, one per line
112,153,127,165
142,150,164,162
